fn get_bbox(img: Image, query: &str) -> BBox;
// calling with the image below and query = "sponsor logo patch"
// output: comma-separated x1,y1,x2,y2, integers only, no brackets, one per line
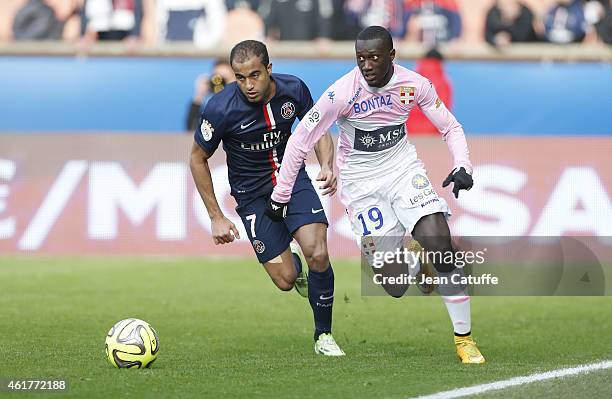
352,95,392,113
421,197,440,208
409,188,437,206
354,124,405,152
348,87,362,105
411,174,430,189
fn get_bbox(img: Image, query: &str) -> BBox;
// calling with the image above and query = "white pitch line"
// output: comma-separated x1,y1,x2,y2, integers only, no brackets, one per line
410,360,612,399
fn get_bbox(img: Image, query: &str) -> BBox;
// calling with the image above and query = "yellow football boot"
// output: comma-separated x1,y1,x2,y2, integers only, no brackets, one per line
455,335,486,364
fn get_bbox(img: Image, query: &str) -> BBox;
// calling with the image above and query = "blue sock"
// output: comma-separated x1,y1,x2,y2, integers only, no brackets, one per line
308,265,334,340
292,253,302,275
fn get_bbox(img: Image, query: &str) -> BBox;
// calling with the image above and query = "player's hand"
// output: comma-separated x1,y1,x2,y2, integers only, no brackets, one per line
442,167,473,198
210,216,240,245
265,198,288,221
316,167,337,196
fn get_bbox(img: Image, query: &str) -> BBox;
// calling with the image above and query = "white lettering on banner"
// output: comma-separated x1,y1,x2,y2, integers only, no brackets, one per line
18,160,88,250
0,159,16,239
453,165,530,236
6,160,611,253
532,167,612,236
88,162,186,240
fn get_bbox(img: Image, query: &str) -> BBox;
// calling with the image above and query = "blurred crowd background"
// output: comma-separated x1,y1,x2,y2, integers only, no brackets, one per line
1,0,611,49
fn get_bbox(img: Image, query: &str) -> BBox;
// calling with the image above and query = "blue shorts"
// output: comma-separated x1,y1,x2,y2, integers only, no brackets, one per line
236,178,328,264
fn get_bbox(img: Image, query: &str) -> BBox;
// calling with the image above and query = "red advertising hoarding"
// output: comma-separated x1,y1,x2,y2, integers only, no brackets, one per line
1,135,610,257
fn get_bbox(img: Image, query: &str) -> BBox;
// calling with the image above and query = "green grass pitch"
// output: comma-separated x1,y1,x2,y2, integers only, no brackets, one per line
1,256,611,398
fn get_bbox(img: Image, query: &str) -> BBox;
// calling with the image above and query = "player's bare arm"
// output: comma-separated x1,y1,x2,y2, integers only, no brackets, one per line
189,141,240,245
314,132,336,196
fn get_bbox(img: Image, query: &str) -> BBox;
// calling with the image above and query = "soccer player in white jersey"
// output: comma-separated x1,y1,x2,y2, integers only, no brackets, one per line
265,26,485,364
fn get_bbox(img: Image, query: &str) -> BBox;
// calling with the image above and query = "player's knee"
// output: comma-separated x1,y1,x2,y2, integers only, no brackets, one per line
303,243,329,272
272,266,297,291
272,275,295,291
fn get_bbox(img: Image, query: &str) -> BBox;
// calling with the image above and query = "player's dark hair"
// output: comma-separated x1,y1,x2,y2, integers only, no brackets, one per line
356,26,394,51
230,40,270,67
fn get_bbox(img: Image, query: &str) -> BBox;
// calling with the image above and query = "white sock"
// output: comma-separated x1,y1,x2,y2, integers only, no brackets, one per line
442,295,471,335
438,268,471,335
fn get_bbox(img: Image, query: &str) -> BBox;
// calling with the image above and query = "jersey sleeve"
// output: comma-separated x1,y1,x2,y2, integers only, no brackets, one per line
193,99,226,155
271,81,346,203
416,78,473,174
296,79,315,120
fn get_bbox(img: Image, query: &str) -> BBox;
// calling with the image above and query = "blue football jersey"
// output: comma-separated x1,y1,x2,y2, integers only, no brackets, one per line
194,73,314,199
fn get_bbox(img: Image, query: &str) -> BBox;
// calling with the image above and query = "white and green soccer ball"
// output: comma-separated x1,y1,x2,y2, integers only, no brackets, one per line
105,318,159,369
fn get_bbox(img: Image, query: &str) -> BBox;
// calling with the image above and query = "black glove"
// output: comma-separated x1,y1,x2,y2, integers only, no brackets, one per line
265,198,288,221
442,167,473,198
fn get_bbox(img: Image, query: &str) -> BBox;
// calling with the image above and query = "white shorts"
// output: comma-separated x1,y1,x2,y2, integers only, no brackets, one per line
339,167,450,254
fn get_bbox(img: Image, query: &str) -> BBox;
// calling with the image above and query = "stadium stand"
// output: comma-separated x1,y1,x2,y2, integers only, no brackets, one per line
1,0,611,45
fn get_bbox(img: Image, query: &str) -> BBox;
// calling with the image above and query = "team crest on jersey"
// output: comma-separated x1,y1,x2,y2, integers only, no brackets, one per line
361,236,376,258
281,102,295,119
252,240,266,254
412,174,430,189
400,86,416,105
200,119,214,141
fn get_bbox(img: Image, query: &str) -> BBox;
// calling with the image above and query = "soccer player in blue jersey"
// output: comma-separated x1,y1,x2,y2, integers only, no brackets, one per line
189,40,345,356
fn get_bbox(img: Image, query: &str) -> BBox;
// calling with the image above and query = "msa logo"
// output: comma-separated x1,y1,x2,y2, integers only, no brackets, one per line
354,124,405,152
359,134,376,149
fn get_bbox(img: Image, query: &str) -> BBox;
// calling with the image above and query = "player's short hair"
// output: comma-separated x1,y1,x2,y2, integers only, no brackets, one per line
356,26,394,52
230,40,270,67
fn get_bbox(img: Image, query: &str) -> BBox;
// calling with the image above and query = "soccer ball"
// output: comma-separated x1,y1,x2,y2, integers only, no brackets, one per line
105,318,159,368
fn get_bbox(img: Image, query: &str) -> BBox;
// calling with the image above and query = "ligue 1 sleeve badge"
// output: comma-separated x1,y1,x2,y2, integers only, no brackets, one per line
281,102,295,119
